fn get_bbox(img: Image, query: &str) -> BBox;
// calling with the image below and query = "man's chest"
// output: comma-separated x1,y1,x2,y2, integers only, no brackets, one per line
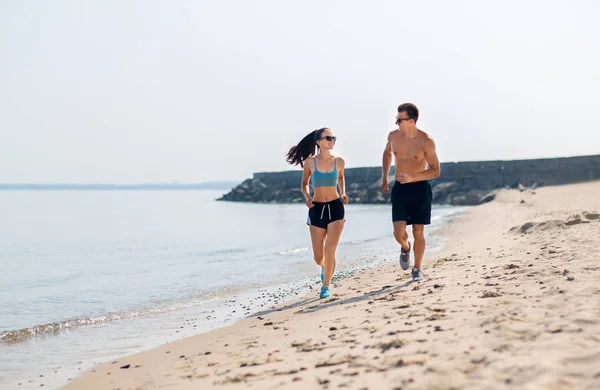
392,140,425,161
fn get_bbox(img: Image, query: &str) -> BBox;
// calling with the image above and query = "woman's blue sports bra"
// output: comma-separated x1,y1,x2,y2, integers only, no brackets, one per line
312,157,338,188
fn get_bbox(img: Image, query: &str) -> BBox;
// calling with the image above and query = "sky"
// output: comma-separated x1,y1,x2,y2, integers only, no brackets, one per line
1,0,599,184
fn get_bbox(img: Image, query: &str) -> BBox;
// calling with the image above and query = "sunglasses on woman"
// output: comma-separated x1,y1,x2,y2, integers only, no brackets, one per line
318,136,337,142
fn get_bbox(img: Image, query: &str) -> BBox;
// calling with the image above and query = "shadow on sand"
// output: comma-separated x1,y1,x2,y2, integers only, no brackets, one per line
249,279,414,318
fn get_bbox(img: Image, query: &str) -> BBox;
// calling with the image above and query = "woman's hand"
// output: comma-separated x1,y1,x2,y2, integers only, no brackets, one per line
306,197,314,208
341,194,349,204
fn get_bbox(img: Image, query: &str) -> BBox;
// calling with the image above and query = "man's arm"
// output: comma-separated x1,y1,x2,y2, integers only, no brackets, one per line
381,132,394,192
410,138,441,182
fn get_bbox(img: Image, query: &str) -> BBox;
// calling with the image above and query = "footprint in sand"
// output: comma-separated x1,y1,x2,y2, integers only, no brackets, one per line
565,214,588,226
510,220,566,234
561,351,600,364
562,269,575,281
479,291,502,298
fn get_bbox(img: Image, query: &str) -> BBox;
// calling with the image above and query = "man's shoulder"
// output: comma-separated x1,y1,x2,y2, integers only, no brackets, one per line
418,129,435,143
387,129,400,139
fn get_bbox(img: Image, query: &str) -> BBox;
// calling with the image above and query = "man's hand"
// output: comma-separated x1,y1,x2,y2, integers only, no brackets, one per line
397,173,415,184
381,178,389,193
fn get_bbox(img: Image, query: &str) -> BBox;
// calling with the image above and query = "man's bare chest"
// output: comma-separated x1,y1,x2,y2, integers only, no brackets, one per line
392,140,425,161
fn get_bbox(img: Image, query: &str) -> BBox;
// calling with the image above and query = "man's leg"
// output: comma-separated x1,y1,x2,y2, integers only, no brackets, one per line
394,220,413,271
392,183,412,270
412,224,425,269
408,182,431,281
393,221,410,251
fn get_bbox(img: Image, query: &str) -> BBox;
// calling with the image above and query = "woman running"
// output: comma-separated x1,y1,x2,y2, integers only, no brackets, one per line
286,127,349,299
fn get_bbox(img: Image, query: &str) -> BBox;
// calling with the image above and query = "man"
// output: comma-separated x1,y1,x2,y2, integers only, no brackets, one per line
381,103,441,282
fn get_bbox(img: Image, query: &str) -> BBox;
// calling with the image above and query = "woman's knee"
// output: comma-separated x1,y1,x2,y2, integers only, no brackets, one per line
324,249,336,261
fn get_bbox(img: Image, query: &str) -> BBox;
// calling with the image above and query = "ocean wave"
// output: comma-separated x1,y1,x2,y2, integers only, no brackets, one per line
194,247,251,256
0,293,229,345
278,247,309,255
1,315,129,343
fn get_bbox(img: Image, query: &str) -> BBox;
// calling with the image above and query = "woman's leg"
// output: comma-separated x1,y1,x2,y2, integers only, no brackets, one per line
309,225,327,266
322,220,344,286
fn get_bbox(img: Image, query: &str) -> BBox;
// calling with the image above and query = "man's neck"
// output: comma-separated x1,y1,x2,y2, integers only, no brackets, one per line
400,127,419,139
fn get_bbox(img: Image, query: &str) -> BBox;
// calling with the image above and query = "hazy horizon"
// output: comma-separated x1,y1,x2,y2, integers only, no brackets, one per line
2,0,599,184
0,180,240,186
2,152,599,185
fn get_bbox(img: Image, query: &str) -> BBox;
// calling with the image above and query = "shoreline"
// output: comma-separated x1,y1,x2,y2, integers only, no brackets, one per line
2,208,459,344
65,181,600,389
3,206,463,390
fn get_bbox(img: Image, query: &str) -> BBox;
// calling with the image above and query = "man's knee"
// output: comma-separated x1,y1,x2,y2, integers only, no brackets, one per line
412,225,425,239
393,222,407,235
393,228,405,237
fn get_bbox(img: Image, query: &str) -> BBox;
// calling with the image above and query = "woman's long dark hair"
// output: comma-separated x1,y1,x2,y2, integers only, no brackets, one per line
286,128,327,167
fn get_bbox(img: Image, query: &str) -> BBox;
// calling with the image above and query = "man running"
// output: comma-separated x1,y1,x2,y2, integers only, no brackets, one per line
381,103,441,282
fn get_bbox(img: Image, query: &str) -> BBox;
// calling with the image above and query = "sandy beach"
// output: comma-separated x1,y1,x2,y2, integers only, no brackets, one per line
64,181,600,390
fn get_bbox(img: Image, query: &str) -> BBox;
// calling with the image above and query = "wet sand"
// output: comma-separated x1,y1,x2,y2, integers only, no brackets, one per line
65,182,600,390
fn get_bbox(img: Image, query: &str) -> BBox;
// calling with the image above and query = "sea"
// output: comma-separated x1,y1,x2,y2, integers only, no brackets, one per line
0,190,466,389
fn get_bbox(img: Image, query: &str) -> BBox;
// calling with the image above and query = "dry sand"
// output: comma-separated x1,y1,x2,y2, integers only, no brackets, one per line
64,182,600,390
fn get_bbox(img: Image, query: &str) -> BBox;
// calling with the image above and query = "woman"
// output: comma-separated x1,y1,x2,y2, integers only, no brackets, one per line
286,127,349,299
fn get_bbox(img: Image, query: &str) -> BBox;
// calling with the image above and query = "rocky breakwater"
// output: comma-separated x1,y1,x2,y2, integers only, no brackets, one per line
219,155,600,206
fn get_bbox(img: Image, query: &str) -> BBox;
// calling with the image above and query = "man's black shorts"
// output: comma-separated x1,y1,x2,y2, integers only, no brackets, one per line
391,180,432,225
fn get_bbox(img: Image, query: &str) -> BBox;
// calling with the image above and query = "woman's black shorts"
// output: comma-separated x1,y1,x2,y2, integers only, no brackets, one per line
306,198,345,229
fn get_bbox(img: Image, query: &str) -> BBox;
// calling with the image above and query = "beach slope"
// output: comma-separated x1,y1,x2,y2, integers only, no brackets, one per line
65,182,600,390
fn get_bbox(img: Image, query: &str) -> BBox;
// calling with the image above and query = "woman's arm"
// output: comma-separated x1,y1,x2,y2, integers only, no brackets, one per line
337,157,348,203
301,159,313,207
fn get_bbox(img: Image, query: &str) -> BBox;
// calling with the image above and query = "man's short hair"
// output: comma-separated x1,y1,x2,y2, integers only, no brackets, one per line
397,103,419,122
